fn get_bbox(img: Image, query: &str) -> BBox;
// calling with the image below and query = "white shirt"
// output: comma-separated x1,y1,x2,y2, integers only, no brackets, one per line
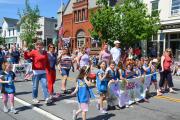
110,47,121,65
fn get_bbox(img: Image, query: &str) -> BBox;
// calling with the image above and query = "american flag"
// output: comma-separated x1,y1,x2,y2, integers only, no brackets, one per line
59,24,64,49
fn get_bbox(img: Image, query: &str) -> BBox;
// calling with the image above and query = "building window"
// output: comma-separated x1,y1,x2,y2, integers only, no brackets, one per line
13,28,14,36
78,10,81,22
170,33,179,39
151,0,159,17
74,12,76,22
152,34,158,40
77,30,85,48
4,30,6,37
9,30,10,36
75,9,87,23
171,0,180,16
55,24,57,28
82,9,85,21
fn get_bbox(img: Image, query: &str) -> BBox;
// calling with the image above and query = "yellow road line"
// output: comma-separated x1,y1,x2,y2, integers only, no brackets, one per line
67,77,75,81
155,96,180,103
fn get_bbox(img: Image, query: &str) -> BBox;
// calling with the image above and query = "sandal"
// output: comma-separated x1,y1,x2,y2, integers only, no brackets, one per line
157,92,163,96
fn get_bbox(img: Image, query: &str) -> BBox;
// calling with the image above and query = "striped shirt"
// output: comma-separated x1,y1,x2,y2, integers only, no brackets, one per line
60,55,72,69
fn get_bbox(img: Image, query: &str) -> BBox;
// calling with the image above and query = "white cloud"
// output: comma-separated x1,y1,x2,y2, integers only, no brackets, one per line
0,0,24,5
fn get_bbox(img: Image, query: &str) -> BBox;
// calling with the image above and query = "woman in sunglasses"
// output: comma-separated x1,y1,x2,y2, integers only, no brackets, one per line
46,44,57,99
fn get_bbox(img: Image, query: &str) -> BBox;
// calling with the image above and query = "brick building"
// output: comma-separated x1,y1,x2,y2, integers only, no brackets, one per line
59,0,98,52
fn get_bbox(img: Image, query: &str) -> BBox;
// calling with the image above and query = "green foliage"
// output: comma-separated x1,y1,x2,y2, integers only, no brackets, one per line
18,0,40,48
0,37,4,45
90,0,160,46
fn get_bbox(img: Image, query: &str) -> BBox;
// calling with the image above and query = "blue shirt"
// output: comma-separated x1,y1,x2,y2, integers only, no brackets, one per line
0,51,5,70
1,71,16,94
106,67,118,80
48,53,57,70
125,69,135,79
96,69,108,92
77,79,90,103
10,51,20,64
143,64,151,75
151,65,157,80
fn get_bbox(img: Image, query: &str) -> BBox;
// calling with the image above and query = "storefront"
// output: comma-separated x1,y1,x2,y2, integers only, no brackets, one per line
147,24,180,59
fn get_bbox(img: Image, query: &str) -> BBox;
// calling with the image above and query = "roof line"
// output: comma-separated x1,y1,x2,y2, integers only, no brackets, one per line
63,0,71,14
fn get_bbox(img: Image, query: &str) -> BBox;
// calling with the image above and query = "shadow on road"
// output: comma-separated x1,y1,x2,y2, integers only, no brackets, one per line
15,106,31,113
87,113,115,120
15,91,32,96
173,88,180,91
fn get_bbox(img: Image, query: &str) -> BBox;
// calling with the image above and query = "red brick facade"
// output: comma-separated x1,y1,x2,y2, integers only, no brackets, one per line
62,0,97,52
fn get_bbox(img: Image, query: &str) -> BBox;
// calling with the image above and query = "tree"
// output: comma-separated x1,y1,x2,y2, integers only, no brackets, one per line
90,0,160,46
90,0,115,45
0,37,4,45
18,0,40,48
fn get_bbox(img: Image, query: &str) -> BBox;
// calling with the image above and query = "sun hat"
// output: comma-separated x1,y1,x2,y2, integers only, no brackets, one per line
152,59,158,63
114,40,120,44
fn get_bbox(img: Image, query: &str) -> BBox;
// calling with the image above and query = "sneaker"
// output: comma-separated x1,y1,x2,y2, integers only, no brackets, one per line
45,98,52,104
49,95,54,100
32,99,40,104
10,108,17,114
169,89,177,94
126,105,129,108
3,106,8,113
72,110,77,120
96,103,100,110
100,109,108,114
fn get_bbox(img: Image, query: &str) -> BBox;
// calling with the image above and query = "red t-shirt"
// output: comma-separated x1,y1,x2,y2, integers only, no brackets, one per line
134,48,141,56
24,50,50,70
163,55,172,70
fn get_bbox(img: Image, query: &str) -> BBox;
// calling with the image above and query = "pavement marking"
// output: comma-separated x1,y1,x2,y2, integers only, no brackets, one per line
14,97,64,120
67,77,75,81
155,96,180,103
62,98,97,104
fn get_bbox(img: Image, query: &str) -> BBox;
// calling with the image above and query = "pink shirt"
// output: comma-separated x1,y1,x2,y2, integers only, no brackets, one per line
100,51,111,64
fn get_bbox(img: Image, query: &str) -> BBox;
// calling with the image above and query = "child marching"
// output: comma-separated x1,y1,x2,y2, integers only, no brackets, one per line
71,66,92,120
0,62,17,114
96,61,108,114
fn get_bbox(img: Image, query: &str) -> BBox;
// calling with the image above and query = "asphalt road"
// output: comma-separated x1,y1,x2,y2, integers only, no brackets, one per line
0,70,180,120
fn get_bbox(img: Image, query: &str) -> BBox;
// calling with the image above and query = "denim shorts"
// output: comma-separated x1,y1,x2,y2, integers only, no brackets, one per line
61,68,70,76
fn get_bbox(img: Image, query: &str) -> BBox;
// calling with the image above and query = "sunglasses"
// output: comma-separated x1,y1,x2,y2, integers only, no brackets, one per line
49,46,55,48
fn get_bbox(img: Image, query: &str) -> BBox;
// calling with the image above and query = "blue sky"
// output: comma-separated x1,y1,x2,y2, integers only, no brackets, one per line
0,0,69,19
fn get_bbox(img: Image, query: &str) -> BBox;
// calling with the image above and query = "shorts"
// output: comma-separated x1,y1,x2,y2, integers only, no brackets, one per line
61,68,70,76
79,103,89,112
151,79,157,82
98,90,107,95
